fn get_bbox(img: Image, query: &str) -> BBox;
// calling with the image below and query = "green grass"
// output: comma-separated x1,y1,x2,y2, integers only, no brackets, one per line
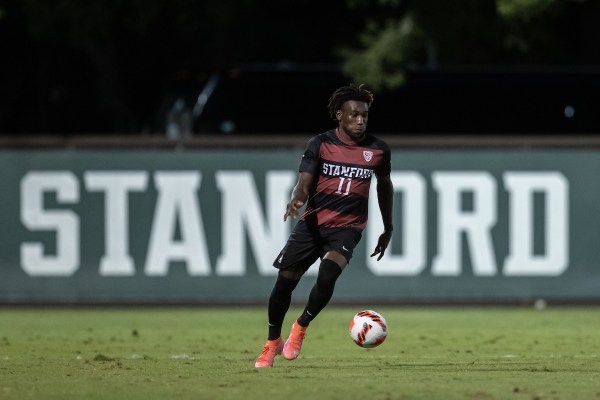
0,307,599,400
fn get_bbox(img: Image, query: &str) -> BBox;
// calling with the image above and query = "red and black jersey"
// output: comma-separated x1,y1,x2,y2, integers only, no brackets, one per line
298,128,391,232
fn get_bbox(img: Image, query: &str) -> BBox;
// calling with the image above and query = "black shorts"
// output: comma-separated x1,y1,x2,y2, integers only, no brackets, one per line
273,220,362,273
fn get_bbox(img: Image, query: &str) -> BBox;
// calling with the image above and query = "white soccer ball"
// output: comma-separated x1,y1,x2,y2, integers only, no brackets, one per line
349,310,388,348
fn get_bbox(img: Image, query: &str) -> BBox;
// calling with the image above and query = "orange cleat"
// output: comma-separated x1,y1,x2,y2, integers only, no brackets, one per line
254,337,283,368
283,321,307,360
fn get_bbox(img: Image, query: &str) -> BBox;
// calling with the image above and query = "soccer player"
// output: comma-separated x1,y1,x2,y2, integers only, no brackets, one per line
255,84,394,368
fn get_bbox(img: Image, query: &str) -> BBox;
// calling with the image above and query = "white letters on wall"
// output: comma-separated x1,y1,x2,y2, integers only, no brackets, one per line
85,171,149,276
20,171,80,276
367,172,426,276
215,171,295,276
503,172,569,276
18,169,570,278
431,172,498,276
145,172,210,276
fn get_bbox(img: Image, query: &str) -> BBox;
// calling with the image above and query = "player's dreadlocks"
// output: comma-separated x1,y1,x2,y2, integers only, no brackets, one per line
328,84,374,121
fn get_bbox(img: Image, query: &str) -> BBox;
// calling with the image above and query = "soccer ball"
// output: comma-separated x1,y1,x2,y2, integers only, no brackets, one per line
349,310,388,348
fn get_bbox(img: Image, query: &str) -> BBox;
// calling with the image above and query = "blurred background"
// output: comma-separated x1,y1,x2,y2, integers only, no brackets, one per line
2,0,600,137
1,0,600,305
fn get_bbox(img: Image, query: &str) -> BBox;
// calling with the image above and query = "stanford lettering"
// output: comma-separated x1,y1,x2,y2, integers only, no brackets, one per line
299,129,391,231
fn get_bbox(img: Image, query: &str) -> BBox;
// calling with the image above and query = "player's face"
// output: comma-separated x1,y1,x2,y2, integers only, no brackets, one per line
337,100,369,141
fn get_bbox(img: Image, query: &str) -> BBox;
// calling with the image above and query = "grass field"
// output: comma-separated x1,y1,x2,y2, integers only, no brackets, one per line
0,306,599,400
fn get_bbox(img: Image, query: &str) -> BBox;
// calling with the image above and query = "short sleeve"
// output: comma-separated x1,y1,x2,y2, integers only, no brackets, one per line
299,136,321,175
375,142,392,177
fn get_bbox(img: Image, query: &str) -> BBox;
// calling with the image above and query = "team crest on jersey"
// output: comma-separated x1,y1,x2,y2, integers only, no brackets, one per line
363,150,373,162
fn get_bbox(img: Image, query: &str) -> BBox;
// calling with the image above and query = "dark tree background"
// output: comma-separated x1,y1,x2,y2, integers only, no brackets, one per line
1,0,600,135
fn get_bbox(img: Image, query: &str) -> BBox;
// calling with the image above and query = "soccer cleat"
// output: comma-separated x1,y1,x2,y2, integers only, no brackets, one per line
283,321,307,360
254,337,283,368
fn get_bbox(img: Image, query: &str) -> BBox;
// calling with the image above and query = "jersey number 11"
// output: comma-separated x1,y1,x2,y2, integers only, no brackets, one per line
335,177,352,195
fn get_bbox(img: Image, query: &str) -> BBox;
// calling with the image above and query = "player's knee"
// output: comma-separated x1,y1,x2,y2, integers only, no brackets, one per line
323,251,348,269
271,273,300,298
317,259,343,288
279,269,303,281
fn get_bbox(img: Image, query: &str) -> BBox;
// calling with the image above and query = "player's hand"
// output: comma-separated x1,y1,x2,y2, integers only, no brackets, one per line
370,231,392,261
284,200,304,221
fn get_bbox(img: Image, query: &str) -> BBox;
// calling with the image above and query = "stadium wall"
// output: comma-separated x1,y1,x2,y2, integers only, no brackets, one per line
1,134,599,304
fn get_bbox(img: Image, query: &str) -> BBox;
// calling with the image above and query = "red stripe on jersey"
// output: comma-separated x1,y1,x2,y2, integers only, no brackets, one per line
302,207,368,230
320,142,384,167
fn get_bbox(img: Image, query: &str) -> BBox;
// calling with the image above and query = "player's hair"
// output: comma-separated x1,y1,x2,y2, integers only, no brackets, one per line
328,84,374,120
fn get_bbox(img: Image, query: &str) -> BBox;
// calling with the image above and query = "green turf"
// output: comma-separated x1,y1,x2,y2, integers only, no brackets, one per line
0,307,599,400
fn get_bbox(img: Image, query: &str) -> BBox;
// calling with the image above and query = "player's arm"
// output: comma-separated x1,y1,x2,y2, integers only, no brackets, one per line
284,172,314,221
370,173,393,261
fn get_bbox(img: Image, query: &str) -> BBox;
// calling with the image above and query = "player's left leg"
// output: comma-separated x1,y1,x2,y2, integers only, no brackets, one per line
297,254,346,327
283,254,345,360
283,227,360,361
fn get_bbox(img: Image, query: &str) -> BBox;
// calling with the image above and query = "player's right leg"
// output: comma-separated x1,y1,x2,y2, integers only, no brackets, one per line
255,223,319,367
255,272,299,368
255,337,283,368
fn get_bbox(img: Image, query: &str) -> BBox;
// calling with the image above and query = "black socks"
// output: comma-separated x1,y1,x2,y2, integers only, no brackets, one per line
297,259,343,327
267,259,344,339
267,274,299,340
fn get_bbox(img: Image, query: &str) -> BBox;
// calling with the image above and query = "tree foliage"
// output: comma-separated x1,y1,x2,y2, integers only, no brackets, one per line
341,0,599,90
2,0,599,133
